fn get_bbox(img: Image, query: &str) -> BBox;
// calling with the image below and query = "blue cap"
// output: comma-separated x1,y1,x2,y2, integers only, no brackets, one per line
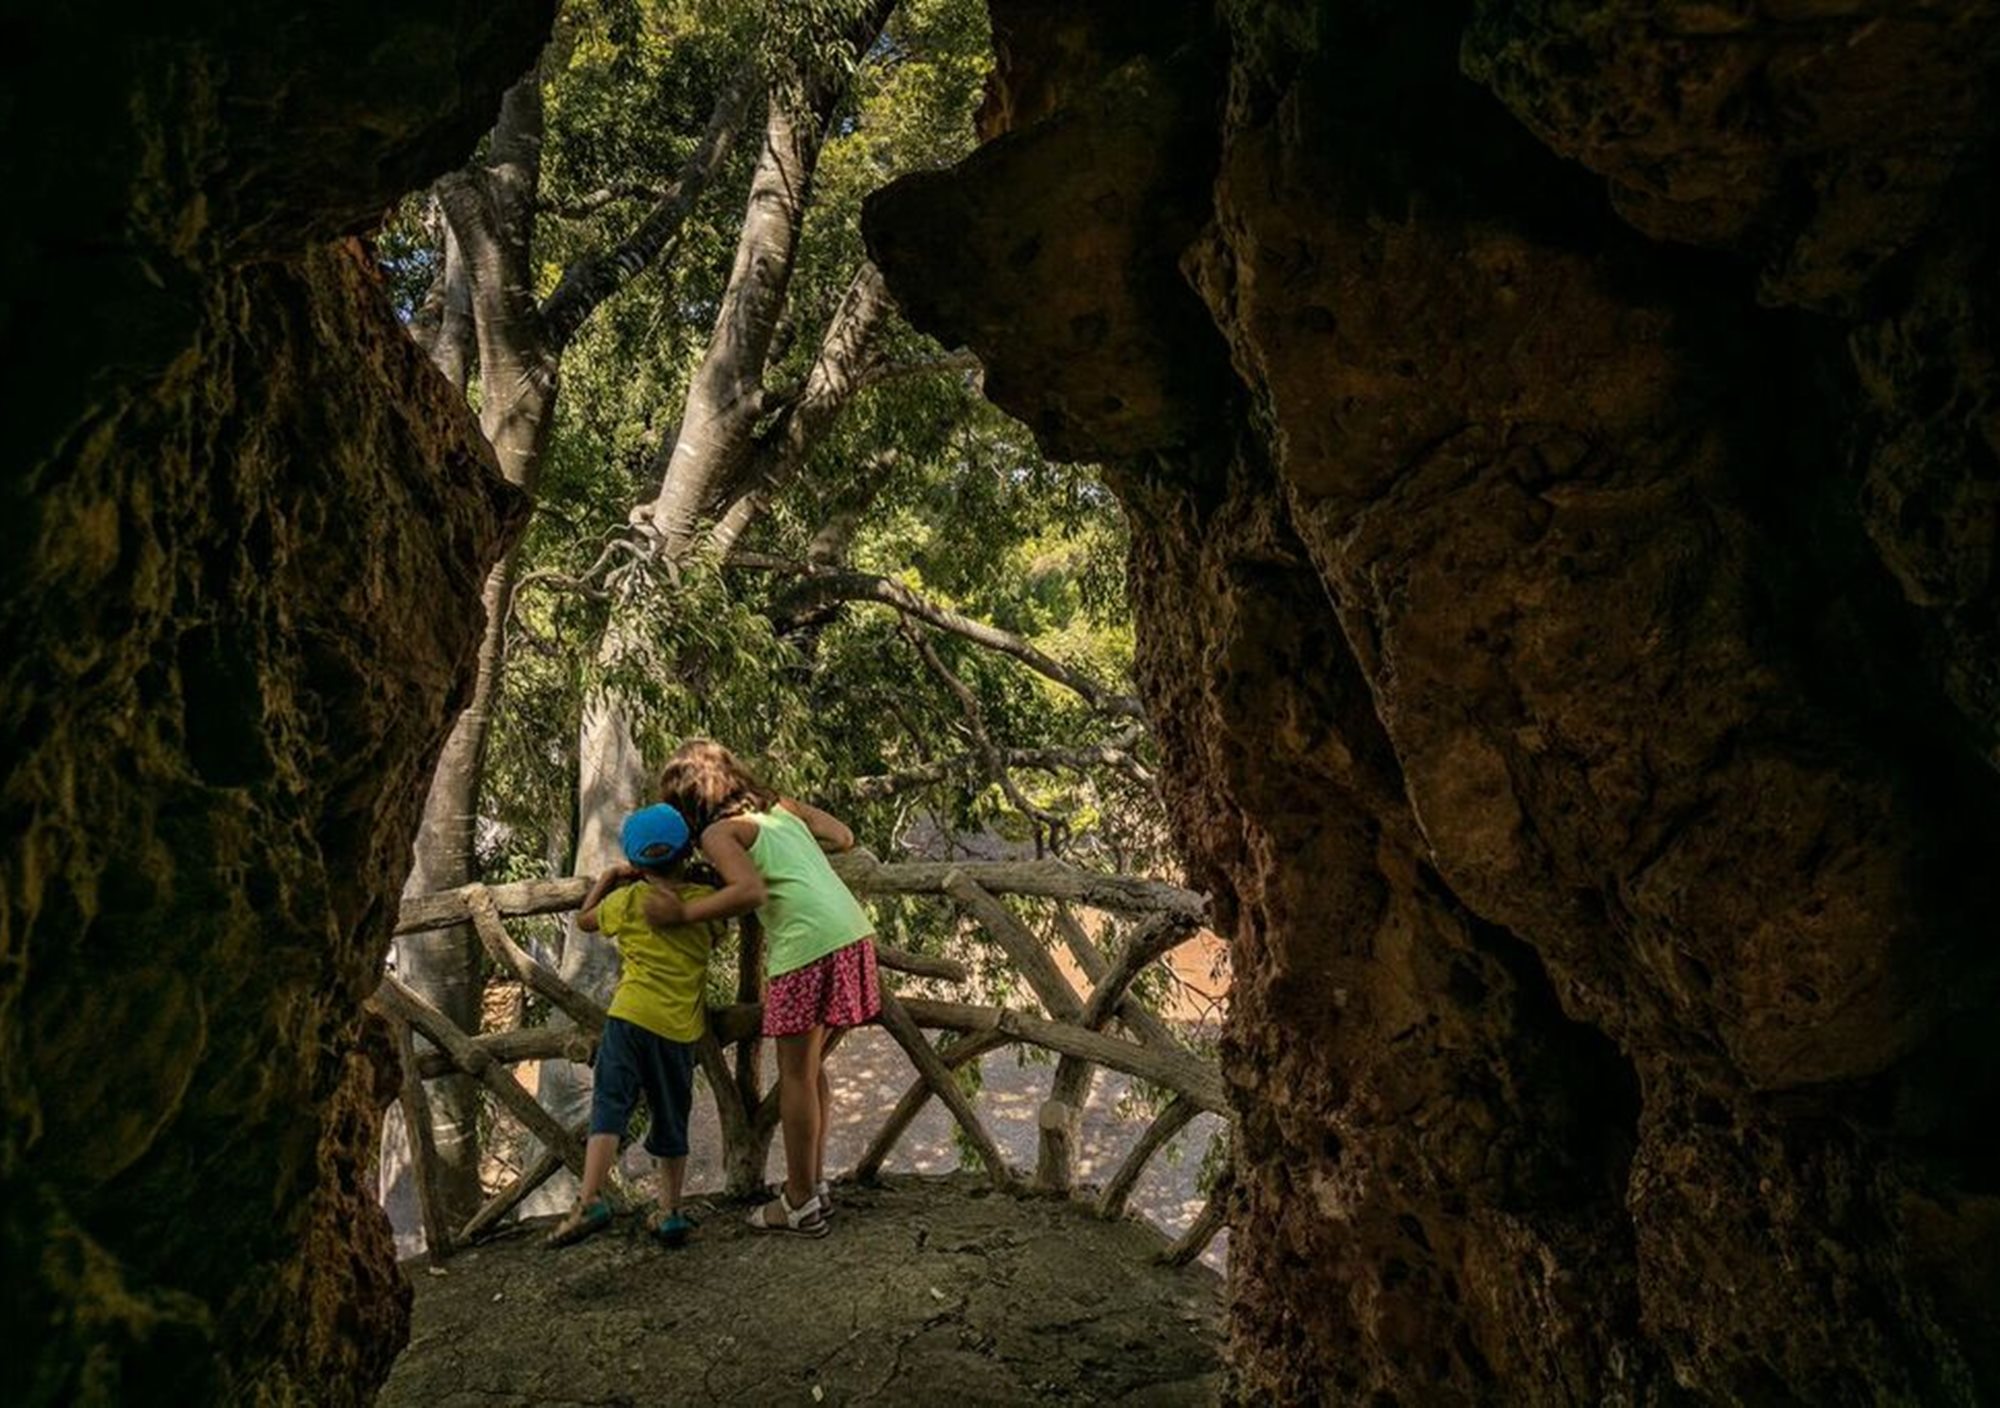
621,803,692,871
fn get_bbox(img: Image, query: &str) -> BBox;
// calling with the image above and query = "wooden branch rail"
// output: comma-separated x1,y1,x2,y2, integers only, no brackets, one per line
384,866,1226,1266
394,853,1203,937
896,998,1228,1115
1098,1095,1198,1220
370,975,587,1180
1162,1166,1233,1268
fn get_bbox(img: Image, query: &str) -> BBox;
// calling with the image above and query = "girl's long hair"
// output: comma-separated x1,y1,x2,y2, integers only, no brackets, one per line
658,738,778,835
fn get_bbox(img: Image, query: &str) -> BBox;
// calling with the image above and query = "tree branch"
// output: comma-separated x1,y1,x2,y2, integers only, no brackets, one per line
704,261,899,559
536,181,671,219
538,62,762,352
905,622,1066,853
728,553,1145,717
851,727,1150,799
851,348,981,393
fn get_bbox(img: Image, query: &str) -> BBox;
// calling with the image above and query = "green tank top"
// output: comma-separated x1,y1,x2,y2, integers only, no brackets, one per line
748,808,875,978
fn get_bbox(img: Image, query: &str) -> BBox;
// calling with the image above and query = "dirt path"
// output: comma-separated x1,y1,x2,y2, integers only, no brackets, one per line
380,1175,1224,1407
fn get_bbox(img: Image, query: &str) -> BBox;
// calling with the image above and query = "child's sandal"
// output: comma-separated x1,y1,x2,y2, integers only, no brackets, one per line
746,1190,828,1238
816,1180,835,1218
546,1197,614,1248
652,1211,694,1248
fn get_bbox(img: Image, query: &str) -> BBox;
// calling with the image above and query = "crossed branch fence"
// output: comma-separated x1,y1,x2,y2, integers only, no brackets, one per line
376,851,1232,1268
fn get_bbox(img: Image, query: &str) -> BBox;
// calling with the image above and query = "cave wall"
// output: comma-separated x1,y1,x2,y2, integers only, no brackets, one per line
2,3,549,1401
866,0,2000,1400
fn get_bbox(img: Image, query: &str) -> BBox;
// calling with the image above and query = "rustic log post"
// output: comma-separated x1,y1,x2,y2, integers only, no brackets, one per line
733,913,765,1145
853,1030,1011,1181
896,998,1227,1113
458,1137,574,1245
942,875,1083,1020
695,1028,763,1197
371,974,589,1179
1055,906,1184,1051
390,1013,453,1263
466,884,607,1028
1076,911,1202,1032
414,1023,595,1079
943,875,1091,1194
876,984,1017,1192
1097,1094,1198,1220
1160,1165,1233,1267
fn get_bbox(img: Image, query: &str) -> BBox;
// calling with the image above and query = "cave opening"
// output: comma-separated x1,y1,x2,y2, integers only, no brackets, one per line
9,0,2000,1403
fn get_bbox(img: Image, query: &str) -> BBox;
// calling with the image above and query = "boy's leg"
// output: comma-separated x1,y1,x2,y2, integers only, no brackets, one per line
655,1155,687,1216
551,1020,638,1244
639,1035,697,1221
583,1019,644,1204
580,1133,621,1205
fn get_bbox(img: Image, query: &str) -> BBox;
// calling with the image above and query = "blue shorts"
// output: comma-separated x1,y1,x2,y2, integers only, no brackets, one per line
590,1017,696,1158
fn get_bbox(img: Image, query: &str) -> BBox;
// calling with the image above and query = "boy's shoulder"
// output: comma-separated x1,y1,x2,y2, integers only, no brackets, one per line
597,880,650,927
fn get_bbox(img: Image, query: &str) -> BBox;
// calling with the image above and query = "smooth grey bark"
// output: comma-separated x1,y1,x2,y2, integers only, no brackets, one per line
643,0,898,556
395,54,756,1234
398,63,554,1228
704,261,898,559
547,5,896,1194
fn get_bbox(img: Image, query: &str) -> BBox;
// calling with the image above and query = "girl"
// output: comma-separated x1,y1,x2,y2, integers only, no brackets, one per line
650,738,879,1237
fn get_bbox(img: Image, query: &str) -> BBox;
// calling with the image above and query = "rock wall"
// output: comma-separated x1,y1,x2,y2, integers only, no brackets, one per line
3,3,548,1401
867,1,2000,1400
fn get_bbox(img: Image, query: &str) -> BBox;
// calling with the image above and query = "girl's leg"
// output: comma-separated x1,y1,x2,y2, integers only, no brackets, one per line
814,1058,832,1190
771,1027,826,1212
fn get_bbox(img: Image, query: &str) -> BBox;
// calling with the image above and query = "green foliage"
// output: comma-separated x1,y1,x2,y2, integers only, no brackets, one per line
391,0,1175,946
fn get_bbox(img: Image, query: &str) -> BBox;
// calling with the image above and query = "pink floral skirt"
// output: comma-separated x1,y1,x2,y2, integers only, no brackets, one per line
762,938,881,1037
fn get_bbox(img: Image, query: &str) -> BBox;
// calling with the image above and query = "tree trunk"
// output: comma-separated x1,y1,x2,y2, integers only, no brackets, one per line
644,0,896,555
541,0,894,1207
643,92,826,554
705,261,897,559
393,64,555,1231
521,620,652,1215
433,219,476,394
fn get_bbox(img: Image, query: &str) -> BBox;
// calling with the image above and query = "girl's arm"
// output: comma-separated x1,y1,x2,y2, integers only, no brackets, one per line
641,819,767,927
778,796,855,853
577,863,642,933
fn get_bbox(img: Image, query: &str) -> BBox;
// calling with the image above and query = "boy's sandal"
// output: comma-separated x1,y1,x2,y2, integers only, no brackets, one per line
651,1211,695,1248
546,1198,614,1249
746,1190,828,1239
816,1180,835,1218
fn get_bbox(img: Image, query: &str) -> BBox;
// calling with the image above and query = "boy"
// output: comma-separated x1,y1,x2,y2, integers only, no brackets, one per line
547,802,721,1249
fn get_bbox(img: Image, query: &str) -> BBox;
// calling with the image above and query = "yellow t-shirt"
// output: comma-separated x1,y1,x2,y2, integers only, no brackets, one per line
595,882,722,1042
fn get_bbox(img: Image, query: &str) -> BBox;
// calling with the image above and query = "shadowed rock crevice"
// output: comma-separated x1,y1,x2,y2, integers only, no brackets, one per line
866,0,2000,1398
4,3,550,1401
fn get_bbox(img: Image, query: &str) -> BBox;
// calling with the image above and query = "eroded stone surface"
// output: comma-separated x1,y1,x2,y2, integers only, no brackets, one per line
3,3,547,1401
380,1176,1224,1407
867,1,2000,1400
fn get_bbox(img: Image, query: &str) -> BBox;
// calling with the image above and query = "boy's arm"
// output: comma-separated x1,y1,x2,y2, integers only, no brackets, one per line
777,796,855,853
578,864,641,933
641,821,767,927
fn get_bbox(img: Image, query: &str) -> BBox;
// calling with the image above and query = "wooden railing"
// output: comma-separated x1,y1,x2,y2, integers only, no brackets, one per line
377,851,1230,1267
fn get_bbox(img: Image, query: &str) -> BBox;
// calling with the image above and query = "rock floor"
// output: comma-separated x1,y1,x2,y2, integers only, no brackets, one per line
379,1174,1226,1406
